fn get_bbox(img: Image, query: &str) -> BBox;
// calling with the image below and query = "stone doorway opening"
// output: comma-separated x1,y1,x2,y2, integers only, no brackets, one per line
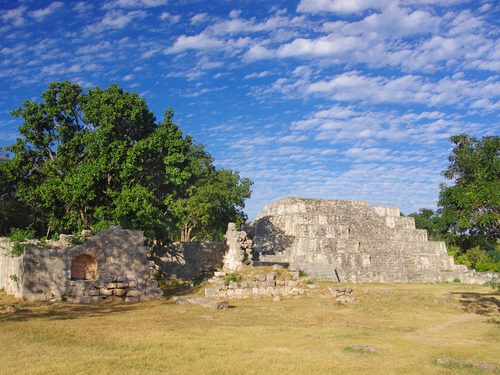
70,254,98,280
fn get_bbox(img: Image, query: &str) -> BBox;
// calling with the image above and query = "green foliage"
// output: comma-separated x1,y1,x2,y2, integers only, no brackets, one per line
408,208,448,241
224,273,240,283
453,278,461,283
488,278,500,292
2,81,252,242
9,274,18,283
8,227,35,256
438,134,500,241
408,134,500,273
299,270,308,277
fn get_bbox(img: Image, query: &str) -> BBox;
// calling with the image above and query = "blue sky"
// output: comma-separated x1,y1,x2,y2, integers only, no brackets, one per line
1,0,500,220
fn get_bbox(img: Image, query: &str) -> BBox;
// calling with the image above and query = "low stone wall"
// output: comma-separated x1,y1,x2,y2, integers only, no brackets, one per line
204,270,357,301
66,276,162,303
150,241,226,281
0,239,23,297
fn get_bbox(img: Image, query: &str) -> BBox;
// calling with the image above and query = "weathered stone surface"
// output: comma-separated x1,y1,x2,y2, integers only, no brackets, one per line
0,226,164,303
113,289,127,296
244,197,500,284
205,288,217,297
127,290,142,297
196,298,229,309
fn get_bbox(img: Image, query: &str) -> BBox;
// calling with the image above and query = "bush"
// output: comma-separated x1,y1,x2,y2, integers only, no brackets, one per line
8,227,35,256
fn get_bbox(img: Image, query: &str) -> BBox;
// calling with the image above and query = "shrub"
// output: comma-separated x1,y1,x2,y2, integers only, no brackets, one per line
8,227,35,256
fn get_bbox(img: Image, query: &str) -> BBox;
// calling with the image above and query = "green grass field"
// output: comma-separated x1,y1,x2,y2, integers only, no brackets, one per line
1,282,499,374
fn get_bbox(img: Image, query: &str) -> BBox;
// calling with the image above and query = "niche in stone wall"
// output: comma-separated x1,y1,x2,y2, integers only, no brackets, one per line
71,254,98,280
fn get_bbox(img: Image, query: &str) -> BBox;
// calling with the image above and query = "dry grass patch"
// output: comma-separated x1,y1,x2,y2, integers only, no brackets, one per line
1,283,499,374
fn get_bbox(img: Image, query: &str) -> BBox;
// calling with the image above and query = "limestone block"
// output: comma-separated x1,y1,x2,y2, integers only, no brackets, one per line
228,281,237,289
91,296,103,303
100,288,113,296
88,290,100,296
252,287,259,295
128,281,137,288
74,296,91,304
267,287,276,295
218,291,227,298
205,288,217,297
258,282,267,288
258,287,267,295
127,290,142,297
267,280,276,287
113,289,127,296
234,288,244,296
266,273,275,281
255,274,266,282
227,289,234,297
125,297,139,302
153,288,163,297
240,281,248,288
116,282,129,288
106,283,118,289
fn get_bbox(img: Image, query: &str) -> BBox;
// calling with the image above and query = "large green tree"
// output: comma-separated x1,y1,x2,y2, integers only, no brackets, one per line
3,81,252,243
438,134,500,241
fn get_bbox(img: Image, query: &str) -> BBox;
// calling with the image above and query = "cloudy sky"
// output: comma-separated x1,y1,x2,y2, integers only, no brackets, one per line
1,0,500,220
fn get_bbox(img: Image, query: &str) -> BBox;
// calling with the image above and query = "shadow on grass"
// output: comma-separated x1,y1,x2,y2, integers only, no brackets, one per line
451,291,500,315
0,295,161,323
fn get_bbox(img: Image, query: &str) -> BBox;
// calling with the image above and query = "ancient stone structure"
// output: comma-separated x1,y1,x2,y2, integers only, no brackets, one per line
204,269,357,300
0,226,163,303
150,224,253,280
222,223,253,271
150,241,226,282
244,197,499,284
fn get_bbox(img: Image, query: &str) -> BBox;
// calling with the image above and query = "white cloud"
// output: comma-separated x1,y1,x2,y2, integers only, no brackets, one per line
1,5,27,26
190,13,208,24
30,2,63,21
84,10,147,33
160,12,180,23
244,45,275,61
104,0,168,9
244,71,272,79
76,41,112,55
277,34,365,58
297,0,394,14
164,34,225,54
73,2,93,13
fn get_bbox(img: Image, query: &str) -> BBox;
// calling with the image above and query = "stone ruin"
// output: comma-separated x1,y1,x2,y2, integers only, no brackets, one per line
243,197,499,284
0,226,163,303
1,196,499,304
203,268,357,301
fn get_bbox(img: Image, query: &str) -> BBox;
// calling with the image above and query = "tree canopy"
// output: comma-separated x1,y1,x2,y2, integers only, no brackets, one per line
438,134,500,241
408,134,500,273
1,81,252,243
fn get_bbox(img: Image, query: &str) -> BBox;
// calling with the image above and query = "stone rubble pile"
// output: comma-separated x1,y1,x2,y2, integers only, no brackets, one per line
204,269,357,301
